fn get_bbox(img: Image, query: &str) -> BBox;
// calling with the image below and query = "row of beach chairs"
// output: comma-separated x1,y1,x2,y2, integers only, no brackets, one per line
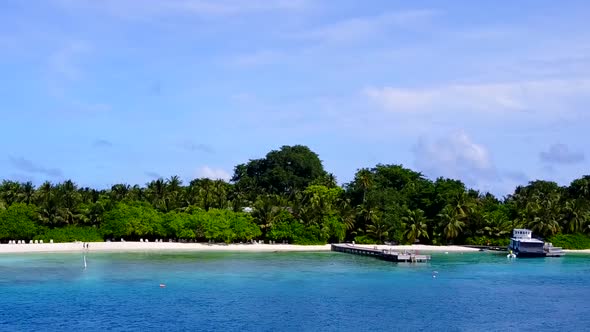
139,239,165,242
8,239,54,244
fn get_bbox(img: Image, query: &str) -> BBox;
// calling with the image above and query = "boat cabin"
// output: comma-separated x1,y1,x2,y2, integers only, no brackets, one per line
509,229,545,257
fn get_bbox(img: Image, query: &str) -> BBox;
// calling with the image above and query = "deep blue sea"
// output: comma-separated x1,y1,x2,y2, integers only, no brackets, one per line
0,250,589,331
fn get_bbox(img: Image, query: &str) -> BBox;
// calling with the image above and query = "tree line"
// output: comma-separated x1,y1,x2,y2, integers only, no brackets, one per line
1,145,590,247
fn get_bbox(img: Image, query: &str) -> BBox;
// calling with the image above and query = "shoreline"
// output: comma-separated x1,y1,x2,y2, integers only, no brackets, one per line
563,249,590,253
1,242,586,254
0,242,481,254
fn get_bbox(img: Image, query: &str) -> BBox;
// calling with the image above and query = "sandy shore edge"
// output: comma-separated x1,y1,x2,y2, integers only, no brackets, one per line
0,242,482,254
563,249,590,253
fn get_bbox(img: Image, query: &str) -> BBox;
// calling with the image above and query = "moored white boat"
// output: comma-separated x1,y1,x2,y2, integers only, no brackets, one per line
508,229,565,257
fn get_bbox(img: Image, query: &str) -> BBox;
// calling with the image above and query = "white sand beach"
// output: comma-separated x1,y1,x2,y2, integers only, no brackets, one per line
0,242,331,254
563,249,590,253
0,242,482,254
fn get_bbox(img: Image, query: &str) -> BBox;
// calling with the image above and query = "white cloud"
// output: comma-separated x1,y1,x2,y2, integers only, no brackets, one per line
540,143,585,164
196,166,231,181
228,50,286,67
412,131,534,196
53,0,310,20
300,10,439,44
364,79,590,115
48,41,92,81
414,131,494,181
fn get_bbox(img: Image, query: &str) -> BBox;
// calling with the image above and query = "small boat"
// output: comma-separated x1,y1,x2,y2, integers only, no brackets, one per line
508,229,565,258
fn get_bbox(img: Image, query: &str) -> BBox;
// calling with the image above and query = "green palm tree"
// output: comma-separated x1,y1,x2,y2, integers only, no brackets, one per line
55,180,83,225
252,195,282,237
438,205,464,243
166,176,183,211
110,184,130,202
563,199,588,233
453,191,474,219
19,181,35,204
146,178,168,211
523,192,562,238
212,180,229,209
482,212,512,238
0,180,21,206
128,185,145,201
356,169,373,204
402,208,429,244
366,213,391,243
337,199,357,231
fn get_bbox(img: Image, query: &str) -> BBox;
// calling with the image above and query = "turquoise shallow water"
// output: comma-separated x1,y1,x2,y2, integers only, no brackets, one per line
0,251,589,331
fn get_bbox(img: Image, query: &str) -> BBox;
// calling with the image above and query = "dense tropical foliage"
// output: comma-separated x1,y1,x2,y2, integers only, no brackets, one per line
1,145,590,247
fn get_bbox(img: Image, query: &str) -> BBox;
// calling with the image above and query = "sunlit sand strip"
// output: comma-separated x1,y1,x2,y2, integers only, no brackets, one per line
0,242,485,254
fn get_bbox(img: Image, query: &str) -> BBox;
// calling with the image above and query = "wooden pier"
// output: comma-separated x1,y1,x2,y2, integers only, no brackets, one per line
331,244,431,263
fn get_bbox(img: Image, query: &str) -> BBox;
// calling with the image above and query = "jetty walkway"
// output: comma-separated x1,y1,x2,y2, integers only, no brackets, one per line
331,244,431,263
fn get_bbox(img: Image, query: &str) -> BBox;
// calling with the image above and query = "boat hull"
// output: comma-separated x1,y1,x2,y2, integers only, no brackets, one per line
513,251,546,258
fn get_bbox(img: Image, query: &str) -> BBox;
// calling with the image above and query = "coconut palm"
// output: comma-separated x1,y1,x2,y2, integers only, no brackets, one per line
55,180,83,225
212,180,229,209
146,178,168,211
569,176,590,200
438,205,464,243
252,195,283,236
453,191,474,219
19,181,35,204
0,180,21,206
366,213,391,243
482,211,512,238
526,192,562,238
402,208,429,244
337,199,357,231
165,176,183,211
354,169,373,205
110,184,130,202
563,199,588,233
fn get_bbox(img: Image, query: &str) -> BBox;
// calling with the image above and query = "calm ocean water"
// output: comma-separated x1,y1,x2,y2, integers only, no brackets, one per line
0,250,589,331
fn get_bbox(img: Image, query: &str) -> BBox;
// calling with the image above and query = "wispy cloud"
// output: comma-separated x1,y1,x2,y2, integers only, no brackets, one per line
412,131,530,195
196,166,230,181
57,101,112,115
300,9,440,44
93,139,113,148
180,141,215,154
53,0,311,20
145,171,162,179
414,130,494,182
540,143,585,164
45,41,112,116
364,79,590,116
48,41,92,82
228,50,286,67
9,157,63,177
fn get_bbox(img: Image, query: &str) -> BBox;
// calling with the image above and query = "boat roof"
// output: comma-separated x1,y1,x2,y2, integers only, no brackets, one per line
511,238,544,243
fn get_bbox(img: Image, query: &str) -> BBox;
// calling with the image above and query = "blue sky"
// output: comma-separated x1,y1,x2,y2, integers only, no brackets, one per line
1,0,589,196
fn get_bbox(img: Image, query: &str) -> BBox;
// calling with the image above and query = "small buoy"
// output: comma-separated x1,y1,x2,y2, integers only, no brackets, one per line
159,284,166,288
445,251,449,254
